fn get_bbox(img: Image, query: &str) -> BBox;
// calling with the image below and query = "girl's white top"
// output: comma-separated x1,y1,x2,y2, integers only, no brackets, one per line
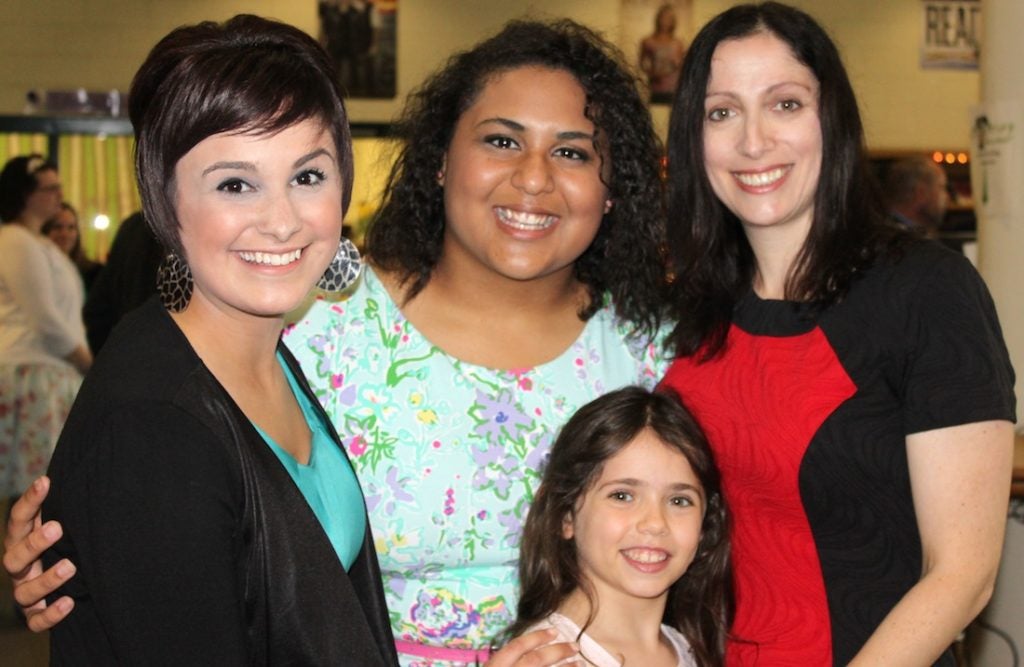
525,612,697,667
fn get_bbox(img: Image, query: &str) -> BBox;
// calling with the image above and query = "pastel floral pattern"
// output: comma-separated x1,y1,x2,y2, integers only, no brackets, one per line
0,364,82,497
285,267,670,665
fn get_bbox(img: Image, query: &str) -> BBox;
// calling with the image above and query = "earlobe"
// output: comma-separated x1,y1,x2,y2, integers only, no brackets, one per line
561,513,574,540
437,155,447,186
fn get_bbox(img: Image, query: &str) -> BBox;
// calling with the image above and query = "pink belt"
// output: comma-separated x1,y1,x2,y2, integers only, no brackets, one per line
395,639,492,665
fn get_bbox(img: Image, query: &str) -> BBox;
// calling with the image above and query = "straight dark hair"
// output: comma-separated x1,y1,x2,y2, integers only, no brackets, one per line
130,14,353,256
507,386,730,666
665,2,911,359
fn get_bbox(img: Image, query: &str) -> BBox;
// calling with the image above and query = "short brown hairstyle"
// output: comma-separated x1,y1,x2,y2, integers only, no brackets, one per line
129,14,353,255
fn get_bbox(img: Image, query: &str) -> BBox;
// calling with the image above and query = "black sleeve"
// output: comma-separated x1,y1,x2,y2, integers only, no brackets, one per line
46,402,250,666
83,212,162,353
901,250,1017,434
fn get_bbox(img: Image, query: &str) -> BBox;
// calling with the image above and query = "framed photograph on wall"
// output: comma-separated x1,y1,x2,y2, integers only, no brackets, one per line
620,0,694,105
318,0,397,98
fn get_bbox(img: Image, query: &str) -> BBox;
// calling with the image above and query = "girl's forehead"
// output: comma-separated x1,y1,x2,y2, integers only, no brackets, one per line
591,431,702,487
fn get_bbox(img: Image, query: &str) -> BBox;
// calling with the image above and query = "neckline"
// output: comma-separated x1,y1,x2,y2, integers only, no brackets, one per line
252,352,323,469
733,287,818,336
363,265,617,376
546,613,683,667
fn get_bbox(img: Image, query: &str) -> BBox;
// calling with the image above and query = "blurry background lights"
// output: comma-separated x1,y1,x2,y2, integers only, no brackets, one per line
93,213,110,230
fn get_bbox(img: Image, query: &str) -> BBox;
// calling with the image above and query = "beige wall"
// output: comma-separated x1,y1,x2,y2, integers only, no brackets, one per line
0,0,978,151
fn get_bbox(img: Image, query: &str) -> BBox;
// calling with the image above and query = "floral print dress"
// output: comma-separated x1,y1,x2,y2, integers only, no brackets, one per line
284,267,670,665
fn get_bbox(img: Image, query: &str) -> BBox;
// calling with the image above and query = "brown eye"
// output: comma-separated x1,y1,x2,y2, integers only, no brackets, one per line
707,108,732,122
216,178,251,194
294,169,326,187
485,135,518,150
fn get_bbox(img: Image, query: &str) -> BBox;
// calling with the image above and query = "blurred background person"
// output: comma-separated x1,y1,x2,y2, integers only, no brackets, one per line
81,211,162,353
639,3,687,104
884,155,949,239
41,202,103,292
0,155,91,509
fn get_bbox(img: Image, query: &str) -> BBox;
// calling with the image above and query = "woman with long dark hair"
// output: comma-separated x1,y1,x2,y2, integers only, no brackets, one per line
660,3,1015,664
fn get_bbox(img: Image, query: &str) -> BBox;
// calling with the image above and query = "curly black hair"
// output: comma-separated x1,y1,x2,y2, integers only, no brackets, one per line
367,19,667,336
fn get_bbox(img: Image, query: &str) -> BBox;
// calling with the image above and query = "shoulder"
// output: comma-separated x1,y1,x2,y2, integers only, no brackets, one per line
661,625,697,667
84,301,256,441
838,240,988,318
286,265,390,329
522,613,579,643
0,222,31,245
0,224,45,259
93,299,199,392
865,239,976,288
52,304,243,481
595,297,674,376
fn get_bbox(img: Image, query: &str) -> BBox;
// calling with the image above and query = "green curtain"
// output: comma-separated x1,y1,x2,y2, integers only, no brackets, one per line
58,134,141,261
0,132,140,262
0,133,48,165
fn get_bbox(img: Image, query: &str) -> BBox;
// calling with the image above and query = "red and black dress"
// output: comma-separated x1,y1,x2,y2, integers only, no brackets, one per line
661,241,1015,666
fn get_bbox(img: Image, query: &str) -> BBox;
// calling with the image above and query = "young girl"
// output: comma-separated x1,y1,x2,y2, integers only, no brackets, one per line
507,386,730,667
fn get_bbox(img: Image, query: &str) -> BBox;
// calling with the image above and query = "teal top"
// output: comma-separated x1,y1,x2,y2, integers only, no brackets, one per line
253,352,367,571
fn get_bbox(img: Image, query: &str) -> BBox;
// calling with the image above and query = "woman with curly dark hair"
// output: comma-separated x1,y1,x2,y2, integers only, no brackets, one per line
284,18,669,666
660,3,1015,664
367,19,666,336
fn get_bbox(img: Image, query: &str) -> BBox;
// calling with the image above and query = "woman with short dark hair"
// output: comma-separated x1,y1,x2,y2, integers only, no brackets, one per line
17,15,396,665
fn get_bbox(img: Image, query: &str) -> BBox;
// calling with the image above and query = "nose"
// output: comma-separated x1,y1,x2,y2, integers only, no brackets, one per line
739,113,772,159
510,150,555,195
637,502,669,536
257,194,303,242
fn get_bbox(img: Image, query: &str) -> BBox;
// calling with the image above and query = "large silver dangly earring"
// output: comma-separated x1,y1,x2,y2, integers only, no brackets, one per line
317,237,362,292
156,252,194,312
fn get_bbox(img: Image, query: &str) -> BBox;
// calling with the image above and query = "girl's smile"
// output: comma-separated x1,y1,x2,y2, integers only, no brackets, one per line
563,428,705,606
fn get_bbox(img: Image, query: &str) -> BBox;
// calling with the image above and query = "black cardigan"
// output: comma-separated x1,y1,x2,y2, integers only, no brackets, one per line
43,297,398,666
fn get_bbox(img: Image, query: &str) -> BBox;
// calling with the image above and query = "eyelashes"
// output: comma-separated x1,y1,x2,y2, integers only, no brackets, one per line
482,134,593,163
215,168,328,194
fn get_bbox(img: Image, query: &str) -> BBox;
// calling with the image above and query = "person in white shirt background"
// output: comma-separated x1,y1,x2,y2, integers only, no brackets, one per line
0,154,91,508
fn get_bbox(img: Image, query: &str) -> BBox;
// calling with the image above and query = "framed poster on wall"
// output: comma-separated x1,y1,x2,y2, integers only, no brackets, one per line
318,0,397,98
920,0,980,69
620,0,694,105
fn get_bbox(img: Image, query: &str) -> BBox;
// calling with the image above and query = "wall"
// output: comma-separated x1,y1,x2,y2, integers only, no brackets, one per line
0,0,979,151
693,1,980,150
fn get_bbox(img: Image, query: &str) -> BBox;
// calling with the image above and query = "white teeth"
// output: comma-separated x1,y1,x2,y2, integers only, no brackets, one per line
239,248,302,266
496,207,557,230
623,548,668,564
734,167,787,187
